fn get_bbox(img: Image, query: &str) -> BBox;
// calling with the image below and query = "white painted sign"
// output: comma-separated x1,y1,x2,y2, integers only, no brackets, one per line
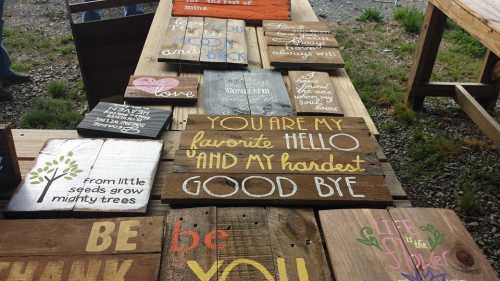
7,139,163,213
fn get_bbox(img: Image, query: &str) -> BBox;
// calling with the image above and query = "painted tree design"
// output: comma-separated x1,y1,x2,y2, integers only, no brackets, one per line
29,151,83,203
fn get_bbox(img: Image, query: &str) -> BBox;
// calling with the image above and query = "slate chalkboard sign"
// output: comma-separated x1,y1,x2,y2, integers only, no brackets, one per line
7,138,163,214
124,75,199,105
77,102,171,139
202,70,293,116
0,123,21,194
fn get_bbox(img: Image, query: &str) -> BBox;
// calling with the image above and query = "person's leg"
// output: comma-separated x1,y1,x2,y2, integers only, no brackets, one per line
124,4,144,16
82,0,101,22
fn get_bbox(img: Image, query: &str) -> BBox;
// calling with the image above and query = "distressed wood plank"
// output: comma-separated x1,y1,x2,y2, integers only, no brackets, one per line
226,19,248,65
125,75,199,105
243,71,293,116
158,17,189,62
263,21,331,33
265,32,339,48
0,123,21,194
268,46,344,70
200,18,227,64
202,70,251,115
180,17,205,62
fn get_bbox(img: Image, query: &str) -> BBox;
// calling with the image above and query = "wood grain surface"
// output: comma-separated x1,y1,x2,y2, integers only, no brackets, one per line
125,75,199,105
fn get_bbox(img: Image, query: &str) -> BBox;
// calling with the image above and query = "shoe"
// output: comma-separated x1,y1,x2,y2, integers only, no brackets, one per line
2,72,31,86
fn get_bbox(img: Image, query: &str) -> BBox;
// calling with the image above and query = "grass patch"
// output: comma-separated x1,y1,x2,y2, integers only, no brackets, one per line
393,7,424,34
444,23,486,58
21,97,81,129
48,80,68,98
457,184,480,215
357,8,384,23
10,62,33,73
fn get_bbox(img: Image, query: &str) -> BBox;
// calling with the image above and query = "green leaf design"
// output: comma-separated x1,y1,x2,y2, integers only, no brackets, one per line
357,226,382,250
68,151,73,156
60,156,64,161
53,160,58,165
30,181,40,184
44,166,49,171
46,162,52,166
37,168,43,173
419,224,444,251
64,177,73,180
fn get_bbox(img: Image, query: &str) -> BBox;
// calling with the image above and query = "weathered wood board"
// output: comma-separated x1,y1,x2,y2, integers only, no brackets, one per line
179,130,376,153
319,208,498,281
162,174,392,206
265,33,339,47
185,115,370,132
263,21,332,33
202,70,293,116
0,217,163,281
159,17,248,67
289,71,343,115
124,75,199,105
163,114,391,207
160,207,333,280
77,102,171,139
172,0,290,21
268,46,344,69
0,123,21,193
7,139,163,214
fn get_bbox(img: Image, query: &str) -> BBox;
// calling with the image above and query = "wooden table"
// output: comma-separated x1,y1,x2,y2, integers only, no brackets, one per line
1,0,411,212
406,0,500,145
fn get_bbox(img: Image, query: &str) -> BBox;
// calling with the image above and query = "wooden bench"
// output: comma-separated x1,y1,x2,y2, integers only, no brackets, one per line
64,0,158,108
406,0,500,145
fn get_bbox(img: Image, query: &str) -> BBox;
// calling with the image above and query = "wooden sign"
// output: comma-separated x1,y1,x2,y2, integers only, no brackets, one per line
319,208,498,281
124,75,199,105
263,21,332,33
0,217,163,281
0,123,21,193
172,0,290,21
161,207,332,280
268,46,344,69
77,102,171,139
7,139,162,214
163,114,391,207
289,71,343,115
158,17,248,67
263,21,344,70
203,70,293,116
185,115,370,132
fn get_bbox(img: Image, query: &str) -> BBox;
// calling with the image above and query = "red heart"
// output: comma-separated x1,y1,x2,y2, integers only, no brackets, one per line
132,77,180,95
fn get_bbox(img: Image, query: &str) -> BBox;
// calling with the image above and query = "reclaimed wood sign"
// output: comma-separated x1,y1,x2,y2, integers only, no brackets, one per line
0,123,21,194
203,70,293,116
7,139,162,214
289,71,343,115
124,75,199,105
0,217,163,281
172,0,290,21
77,102,171,139
158,17,248,67
319,208,499,281
263,21,344,69
161,207,332,280
162,114,392,206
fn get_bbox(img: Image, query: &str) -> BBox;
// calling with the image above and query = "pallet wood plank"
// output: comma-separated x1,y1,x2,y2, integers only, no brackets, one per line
158,17,189,62
265,32,339,48
125,75,199,105
389,208,499,280
180,17,205,62
319,209,418,281
200,18,227,64
289,71,343,115
0,123,21,194
268,45,344,69
263,20,331,33
243,71,293,116
160,207,217,281
226,19,248,65
0,217,163,256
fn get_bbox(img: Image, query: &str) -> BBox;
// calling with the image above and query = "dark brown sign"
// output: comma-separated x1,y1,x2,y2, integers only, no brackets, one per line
265,33,339,47
185,115,370,132
124,75,198,105
289,71,343,115
203,70,293,116
263,21,332,33
161,207,332,280
0,123,21,194
77,102,171,139
0,217,163,281
158,17,248,66
268,46,344,69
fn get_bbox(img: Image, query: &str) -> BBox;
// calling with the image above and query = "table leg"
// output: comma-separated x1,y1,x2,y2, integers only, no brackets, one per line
406,3,447,111
478,51,499,111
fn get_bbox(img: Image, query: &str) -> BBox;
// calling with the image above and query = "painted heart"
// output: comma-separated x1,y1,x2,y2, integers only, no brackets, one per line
132,77,180,95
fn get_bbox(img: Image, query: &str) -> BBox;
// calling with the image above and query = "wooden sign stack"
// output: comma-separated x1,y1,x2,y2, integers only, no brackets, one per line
162,114,393,206
124,75,199,105
263,21,345,69
172,0,290,21
159,17,248,67
203,70,293,116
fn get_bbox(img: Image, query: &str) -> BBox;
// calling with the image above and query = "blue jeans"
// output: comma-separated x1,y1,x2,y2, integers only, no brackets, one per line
0,0,13,77
83,2,144,22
